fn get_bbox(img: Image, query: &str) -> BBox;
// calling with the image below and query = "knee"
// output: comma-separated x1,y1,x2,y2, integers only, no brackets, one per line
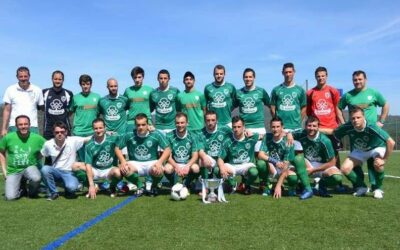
248,167,258,177
164,164,174,175
40,165,52,175
190,164,200,173
256,160,267,171
65,182,78,192
332,174,343,183
374,165,384,173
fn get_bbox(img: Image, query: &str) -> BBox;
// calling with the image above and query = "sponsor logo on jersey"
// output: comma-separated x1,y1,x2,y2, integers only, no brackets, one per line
96,150,113,167
279,94,296,111
242,97,257,113
134,145,151,161
157,97,173,114
233,149,250,164
106,106,121,121
305,145,321,162
13,146,31,166
211,92,227,108
315,99,331,115
49,99,65,115
174,145,190,163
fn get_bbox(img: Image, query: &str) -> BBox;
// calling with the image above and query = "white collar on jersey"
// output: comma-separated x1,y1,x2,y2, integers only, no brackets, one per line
176,130,188,139
233,134,245,142
282,82,296,88
206,124,218,134
273,136,284,144
213,81,225,87
158,85,170,92
94,134,106,145
307,131,320,141
354,119,367,132
244,85,256,91
137,131,149,138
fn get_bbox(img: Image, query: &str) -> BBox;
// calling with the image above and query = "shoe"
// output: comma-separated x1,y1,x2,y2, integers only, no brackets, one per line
136,188,144,197
300,190,313,200
65,191,78,199
373,189,384,199
47,193,59,201
150,187,159,197
237,182,246,193
262,188,270,197
110,187,117,198
335,184,346,193
259,181,266,193
353,187,368,197
318,186,332,198
244,185,252,195
287,189,296,197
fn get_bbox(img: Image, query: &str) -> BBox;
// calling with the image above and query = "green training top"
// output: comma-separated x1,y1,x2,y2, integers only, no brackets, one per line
98,94,129,135
338,87,386,124
0,132,45,174
123,85,153,125
236,86,270,128
177,89,206,131
293,130,335,163
204,82,236,126
260,133,295,162
70,92,100,136
334,122,390,151
85,135,119,170
166,130,200,164
119,130,169,162
150,86,180,130
270,84,306,130
218,133,258,164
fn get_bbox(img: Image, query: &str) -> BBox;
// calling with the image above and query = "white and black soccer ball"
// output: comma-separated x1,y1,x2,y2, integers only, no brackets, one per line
170,183,189,201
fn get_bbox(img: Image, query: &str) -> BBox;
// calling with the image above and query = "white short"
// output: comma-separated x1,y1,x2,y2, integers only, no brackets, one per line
225,162,255,176
246,127,266,152
270,164,295,179
200,155,217,168
92,168,113,180
349,147,386,163
307,160,339,178
128,160,158,176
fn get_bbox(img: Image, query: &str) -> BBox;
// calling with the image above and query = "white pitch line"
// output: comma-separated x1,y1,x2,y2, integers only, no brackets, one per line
364,172,400,179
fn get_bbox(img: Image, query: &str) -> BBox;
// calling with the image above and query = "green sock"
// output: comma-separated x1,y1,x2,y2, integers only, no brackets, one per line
151,175,163,188
165,173,176,186
245,167,258,186
110,176,120,190
256,159,268,183
367,158,384,190
287,174,298,189
320,174,342,188
227,176,236,187
292,154,312,191
213,167,220,178
125,173,143,189
74,170,88,187
345,170,366,188
353,165,365,181
200,167,209,179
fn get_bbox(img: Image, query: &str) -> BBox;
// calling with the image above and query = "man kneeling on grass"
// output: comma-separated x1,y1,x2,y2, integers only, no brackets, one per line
322,107,395,199
217,116,259,195
117,113,171,196
165,112,200,190
79,118,124,199
258,116,313,200
292,116,343,197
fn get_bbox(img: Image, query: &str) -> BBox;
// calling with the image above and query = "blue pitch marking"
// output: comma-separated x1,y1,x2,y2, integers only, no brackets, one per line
42,195,137,250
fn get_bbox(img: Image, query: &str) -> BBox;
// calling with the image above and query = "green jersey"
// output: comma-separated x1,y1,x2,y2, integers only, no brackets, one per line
236,86,270,128
334,122,389,151
123,85,154,125
338,88,386,124
218,133,258,164
166,130,200,164
293,131,335,163
270,84,306,130
70,92,100,136
98,94,129,135
204,82,236,126
260,134,295,162
85,135,119,170
177,90,206,131
0,132,45,174
198,125,231,159
150,87,180,130
119,130,169,162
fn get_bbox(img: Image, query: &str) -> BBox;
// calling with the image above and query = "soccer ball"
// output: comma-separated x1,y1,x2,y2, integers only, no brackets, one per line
170,183,189,201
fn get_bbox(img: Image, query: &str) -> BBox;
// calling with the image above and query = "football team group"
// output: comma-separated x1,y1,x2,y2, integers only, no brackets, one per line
0,63,395,201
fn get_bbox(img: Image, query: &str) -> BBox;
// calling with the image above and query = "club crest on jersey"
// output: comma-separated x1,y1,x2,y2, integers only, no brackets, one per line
292,92,297,98
245,143,251,149
368,96,372,100
168,94,173,100
325,92,331,98
223,89,229,95
217,135,224,141
117,102,122,108
253,93,259,99
146,140,153,147
195,95,200,100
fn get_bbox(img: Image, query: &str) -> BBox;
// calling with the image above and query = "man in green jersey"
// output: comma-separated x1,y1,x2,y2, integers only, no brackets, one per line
258,117,313,199
165,112,200,189
204,65,236,127
217,116,259,195
293,116,342,197
271,63,306,152
150,69,180,134
78,118,124,199
325,107,395,199
69,74,100,161
198,111,231,180
0,115,45,200
98,78,129,136
118,113,171,196
177,71,206,132
339,70,389,127
124,66,154,131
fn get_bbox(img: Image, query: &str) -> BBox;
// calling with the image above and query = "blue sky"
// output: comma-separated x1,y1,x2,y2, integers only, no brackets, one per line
1,0,399,114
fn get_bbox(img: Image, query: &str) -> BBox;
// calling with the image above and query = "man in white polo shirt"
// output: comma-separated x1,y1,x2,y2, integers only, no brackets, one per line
1,66,44,136
40,121,88,200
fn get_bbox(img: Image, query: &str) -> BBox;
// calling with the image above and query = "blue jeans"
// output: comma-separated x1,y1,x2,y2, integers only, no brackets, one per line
41,165,79,194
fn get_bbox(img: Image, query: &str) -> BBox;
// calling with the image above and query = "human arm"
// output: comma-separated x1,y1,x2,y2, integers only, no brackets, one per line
85,164,97,199
375,137,395,167
153,147,171,175
217,158,229,179
0,150,6,179
1,103,11,136
377,103,389,128
273,168,289,199
199,150,213,168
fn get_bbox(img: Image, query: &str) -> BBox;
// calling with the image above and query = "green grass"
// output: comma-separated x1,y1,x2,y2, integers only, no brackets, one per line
1,153,400,249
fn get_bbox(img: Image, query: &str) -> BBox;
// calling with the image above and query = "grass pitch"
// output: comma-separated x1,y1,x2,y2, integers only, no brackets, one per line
1,153,399,249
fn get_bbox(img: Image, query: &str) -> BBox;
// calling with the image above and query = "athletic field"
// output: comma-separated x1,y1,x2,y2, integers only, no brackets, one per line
1,153,399,249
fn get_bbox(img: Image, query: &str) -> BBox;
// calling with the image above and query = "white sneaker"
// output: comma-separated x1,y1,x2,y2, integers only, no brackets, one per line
353,187,368,197
373,189,384,199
